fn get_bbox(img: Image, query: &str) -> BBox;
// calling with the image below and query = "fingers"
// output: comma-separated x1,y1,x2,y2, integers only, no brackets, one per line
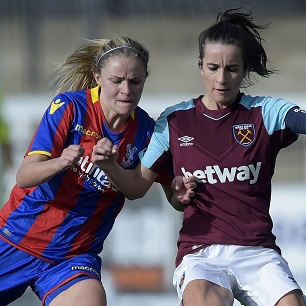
178,189,195,204
91,138,118,167
183,175,197,184
171,176,183,191
172,175,197,191
171,175,198,206
93,139,117,158
59,138,118,172
60,145,84,169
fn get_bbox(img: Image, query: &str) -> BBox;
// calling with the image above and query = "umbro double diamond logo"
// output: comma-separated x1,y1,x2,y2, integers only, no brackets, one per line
178,136,194,146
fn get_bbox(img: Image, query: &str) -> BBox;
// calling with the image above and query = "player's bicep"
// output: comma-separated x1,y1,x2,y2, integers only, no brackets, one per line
23,153,51,163
18,154,51,174
16,154,52,187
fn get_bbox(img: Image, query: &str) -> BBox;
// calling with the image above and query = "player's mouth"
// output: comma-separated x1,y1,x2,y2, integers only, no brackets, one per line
118,99,133,103
215,88,229,94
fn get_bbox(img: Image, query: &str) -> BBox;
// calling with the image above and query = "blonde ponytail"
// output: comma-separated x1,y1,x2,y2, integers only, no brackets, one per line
51,39,109,95
51,36,149,96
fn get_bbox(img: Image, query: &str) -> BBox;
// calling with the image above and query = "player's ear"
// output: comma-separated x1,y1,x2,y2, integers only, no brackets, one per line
198,59,204,75
93,71,102,86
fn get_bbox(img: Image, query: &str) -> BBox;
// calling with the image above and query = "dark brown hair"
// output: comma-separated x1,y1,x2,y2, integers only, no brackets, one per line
198,8,275,87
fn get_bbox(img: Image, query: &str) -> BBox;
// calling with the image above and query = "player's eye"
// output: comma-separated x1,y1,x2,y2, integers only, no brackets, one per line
227,66,239,72
130,79,142,84
111,78,122,84
207,65,218,71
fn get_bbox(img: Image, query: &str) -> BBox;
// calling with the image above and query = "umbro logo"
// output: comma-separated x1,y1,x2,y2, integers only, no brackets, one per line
178,136,194,146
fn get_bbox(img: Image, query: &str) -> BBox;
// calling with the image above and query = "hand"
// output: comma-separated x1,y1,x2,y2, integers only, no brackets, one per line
57,144,84,171
92,138,118,170
171,175,197,205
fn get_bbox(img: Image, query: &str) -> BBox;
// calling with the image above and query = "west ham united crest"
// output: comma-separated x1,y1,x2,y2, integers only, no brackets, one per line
233,124,255,146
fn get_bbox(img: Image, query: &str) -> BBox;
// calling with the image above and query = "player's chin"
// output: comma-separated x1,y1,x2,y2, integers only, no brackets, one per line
119,105,136,116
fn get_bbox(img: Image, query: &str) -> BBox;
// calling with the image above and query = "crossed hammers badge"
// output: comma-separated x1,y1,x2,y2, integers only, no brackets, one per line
233,124,255,146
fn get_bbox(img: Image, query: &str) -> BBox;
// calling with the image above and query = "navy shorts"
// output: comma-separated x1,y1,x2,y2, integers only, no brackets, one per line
0,238,102,306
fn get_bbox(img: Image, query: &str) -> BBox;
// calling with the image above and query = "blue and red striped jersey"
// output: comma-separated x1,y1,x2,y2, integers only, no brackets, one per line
141,93,298,266
0,86,154,263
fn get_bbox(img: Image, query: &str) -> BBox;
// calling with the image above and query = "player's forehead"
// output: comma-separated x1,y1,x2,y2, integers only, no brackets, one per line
101,56,146,78
202,43,243,64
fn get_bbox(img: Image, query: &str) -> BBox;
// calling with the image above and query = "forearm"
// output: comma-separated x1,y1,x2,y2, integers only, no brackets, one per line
92,138,158,199
102,162,154,200
169,196,186,211
162,184,184,211
16,157,64,188
170,195,185,211
16,145,84,188
169,175,197,211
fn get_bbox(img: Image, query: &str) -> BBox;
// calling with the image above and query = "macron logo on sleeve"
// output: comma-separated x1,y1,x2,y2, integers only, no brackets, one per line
50,99,65,115
181,162,261,185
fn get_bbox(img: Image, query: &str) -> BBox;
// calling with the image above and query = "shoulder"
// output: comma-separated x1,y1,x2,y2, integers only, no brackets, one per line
134,106,155,126
151,98,196,133
241,94,299,132
240,94,297,111
135,105,153,119
54,89,87,103
48,90,88,114
160,98,196,119
49,91,82,109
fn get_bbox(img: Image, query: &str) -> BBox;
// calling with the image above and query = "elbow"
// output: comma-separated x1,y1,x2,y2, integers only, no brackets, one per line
16,172,25,188
16,181,27,189
126,191,146,201
175,206,185,212
16,170,31,188
16,177,28,188
125,187,148,200
119,182,149,200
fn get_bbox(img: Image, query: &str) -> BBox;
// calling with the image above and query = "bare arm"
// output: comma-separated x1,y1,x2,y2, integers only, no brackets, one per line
109,161,158,199
162,184,184,211
16,144,84,188
92,138,197,205
162,176,197,211
92,138,158,199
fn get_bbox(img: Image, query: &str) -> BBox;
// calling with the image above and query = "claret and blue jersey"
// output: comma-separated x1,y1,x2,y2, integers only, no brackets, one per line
0,86,154,263
141,93,298,266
